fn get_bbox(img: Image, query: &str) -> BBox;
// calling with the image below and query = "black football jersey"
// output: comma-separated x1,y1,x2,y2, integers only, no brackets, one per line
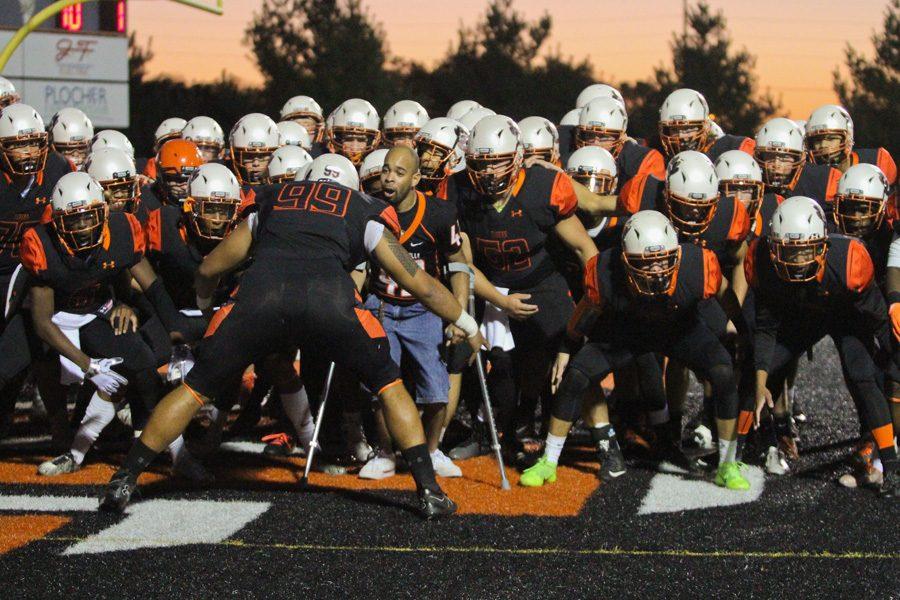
20,211,144,313
749,192,785,240
247,181,400,282
703,135,755,163
583,242,721,328
616,141,665,193
0,152,75,276
139,184,162,213
792,163,841,214
454,166,578,289
369,191,462,304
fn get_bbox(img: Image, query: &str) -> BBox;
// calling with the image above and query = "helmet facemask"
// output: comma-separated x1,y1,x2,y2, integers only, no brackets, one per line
466,150,523,201
383,127,419,148
192,141,223,163
574,126,625,157
622,246,681,296
99,175,140,214
52,139,90,170
768,237,827,282
755,148,805,192
328,127,380,165
664,188,719,237
284,113,323,143
833,192,884,238
53,202,108,253
659,120,708,158
806,130,851,166
720,179,765,223
231,146,274,185
186,196,240,241
569,167,616,195
0,132,49,176
159,166,197,205
417,140,457,185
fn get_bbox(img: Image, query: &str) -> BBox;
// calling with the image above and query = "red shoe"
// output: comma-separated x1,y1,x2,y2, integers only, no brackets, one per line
262,432,294,456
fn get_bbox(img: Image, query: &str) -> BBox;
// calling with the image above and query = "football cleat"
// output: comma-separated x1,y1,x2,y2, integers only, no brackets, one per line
262,432,294,457
765,446,790,476
715,461,751,491
597,437,627,481
99,470,139,513
519,456,557,487
880,468,898,499
418,488,458,520
38,452,79,477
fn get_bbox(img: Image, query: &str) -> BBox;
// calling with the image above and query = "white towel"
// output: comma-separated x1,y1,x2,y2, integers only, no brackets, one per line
51,312,98,385
479,287,515,351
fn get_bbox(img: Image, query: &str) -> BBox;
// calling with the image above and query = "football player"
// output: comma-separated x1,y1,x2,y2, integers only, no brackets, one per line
47,108,94,170
327,98,381,166
658,88,755,163
182,116,226,163
382,100,429,148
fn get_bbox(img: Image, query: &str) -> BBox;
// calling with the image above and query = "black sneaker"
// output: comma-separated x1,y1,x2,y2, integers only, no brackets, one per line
262,432,294,457
597,437,627,481
418,488,457,520
880,467,898,499
447,423,490,460
99,470,139,513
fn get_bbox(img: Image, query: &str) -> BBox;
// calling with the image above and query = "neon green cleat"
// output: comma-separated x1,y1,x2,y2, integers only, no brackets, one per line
519,457,558,487
715,461,750,491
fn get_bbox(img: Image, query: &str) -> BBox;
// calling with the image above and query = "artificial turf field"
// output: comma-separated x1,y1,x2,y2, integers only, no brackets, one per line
0,340,897,599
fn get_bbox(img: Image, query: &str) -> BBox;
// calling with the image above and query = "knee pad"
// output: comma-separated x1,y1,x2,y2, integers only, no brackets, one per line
707,363,738,420
552,366,591,423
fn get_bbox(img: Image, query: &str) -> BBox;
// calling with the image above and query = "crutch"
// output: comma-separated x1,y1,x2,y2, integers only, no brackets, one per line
301,360,336,485
449,261,510,490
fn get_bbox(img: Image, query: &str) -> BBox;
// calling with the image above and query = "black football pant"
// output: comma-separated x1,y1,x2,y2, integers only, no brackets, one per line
553,317,738,426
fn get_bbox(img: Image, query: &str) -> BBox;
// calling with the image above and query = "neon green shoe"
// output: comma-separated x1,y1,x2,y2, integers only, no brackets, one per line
519,457,558,487
715,461,750,491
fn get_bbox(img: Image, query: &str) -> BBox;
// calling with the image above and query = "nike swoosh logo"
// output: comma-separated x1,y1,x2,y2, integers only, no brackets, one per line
409,241,424,247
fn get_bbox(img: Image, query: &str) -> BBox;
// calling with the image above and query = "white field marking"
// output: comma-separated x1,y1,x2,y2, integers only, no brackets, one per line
0,435,52,447
0,493,270,555
637,465,765,515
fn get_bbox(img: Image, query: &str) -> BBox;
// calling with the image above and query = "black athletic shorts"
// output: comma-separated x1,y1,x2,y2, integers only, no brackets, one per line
185,271,399,400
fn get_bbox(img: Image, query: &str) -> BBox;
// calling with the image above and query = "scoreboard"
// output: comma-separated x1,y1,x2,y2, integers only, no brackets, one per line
0,1,129,127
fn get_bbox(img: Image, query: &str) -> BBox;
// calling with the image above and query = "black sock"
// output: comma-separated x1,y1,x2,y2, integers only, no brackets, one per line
590,424,614,445
402,443,440,494
774,414,793,437
120,439,159,478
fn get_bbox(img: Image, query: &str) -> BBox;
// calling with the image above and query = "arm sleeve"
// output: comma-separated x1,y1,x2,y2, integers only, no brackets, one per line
752,295,780,373
549,172,578,220
364,220,386,256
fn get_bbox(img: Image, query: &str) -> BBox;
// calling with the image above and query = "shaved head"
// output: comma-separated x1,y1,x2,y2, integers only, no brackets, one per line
385,145,419,173
380,145,421,206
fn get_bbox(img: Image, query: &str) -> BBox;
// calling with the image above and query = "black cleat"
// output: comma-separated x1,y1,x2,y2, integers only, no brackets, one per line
418,488,457,520
880,468,898,499
99,470,139,513
597,438,627,481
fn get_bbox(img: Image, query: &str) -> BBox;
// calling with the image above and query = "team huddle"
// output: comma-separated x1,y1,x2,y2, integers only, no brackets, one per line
0,72,896,519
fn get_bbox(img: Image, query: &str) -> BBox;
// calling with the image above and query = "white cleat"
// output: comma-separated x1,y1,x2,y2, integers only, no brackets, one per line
358,451,396,480
765,446,790,476
430,449,462,478
38,453,79,476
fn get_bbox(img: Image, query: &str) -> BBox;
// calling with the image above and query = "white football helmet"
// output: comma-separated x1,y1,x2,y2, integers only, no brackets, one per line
414,117,467,186
833,163,890,237
458,106,497,135
446,100,481,122
565,146,617,195
50,171,107,253
664,150,719,236
358,148,389,194
185,162,242,241
768,196,827,282
575,83,625,109
48,108,94,169
91,130,135,161
658,88,710,157
277,120,312,150
182,116,225,161
708,119,725,140
300,153,360,189
267,145,313,184
84,148,139,214
466,115,522,199
793,119,807,136
754,117,806,191
153,117,186,151
575,97,628,157
0,76,19,108
327,98,381,165
714,150,764,221
0,103,49,175
559,108,581,127
805,104,854,166
230,113,279,184
518,116,559,163
383,100,429,147
621,210,681,295
280,95,325,142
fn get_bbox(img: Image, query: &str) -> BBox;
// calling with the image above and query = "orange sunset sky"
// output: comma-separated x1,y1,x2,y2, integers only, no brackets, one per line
127,0,890,120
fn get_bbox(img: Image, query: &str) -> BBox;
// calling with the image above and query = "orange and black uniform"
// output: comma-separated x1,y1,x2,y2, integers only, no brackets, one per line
183,180,403,399
0,151,75,388
20,212,162,428
793,163,842,216
555,243,738,422
704,135,755,163
745,234,897,465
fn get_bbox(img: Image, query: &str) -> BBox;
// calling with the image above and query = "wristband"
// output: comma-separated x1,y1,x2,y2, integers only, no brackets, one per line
196,294,212,310
454,310,479,338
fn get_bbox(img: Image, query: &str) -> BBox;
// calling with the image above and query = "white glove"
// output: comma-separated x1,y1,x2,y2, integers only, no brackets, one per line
166,345,195,383
84,357,128,396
